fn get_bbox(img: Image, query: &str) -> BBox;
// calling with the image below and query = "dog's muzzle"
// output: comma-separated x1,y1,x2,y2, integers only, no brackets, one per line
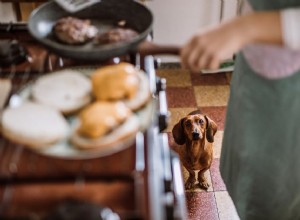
192,132,200,140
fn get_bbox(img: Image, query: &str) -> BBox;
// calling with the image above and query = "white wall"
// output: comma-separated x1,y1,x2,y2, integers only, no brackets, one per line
146,0,218,45
145,0,239,62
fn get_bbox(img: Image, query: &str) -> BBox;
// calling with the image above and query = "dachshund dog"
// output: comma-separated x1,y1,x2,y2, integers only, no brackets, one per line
172,110,217,190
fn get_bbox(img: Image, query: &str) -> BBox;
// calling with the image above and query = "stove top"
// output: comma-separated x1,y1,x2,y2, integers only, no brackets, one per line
0,22,187,220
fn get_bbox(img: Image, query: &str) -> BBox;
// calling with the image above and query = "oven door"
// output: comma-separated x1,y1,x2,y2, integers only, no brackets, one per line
145,55,187,220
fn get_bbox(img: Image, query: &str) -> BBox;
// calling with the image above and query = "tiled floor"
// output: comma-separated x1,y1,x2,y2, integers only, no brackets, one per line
157,67,240,220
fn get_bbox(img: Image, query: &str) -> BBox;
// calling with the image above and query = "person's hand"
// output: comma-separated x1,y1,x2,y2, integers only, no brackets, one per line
180,12,282,73
180,19,247,73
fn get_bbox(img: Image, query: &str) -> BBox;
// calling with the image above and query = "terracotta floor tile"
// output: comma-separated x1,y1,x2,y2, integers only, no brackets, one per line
159,67,232,220
185,192,219,220
200,106,227,131
166,87,197,108
213,131,223,159
210,159,226,192
156,69,192,87
191,72,229,86
215,191,240,220
194,85,230,107
166,108,198,132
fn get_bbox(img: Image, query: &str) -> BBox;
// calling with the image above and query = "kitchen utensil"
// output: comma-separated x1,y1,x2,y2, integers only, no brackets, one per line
54,0,101,13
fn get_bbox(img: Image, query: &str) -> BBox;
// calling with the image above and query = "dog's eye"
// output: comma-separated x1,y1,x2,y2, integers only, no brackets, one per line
199,119,204,125
185,121,191,127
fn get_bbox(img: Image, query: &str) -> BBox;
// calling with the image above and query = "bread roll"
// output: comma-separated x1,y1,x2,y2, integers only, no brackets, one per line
2,102,69,148
91,62,150,111
71,113,139,150
92,62,139,101
71,101,138,150
77,101,131,139
123,70,151,111
31,69,92,114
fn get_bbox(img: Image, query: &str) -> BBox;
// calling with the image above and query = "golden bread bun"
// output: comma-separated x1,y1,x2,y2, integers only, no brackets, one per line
71,114,139,150
78,101,131,138
91,62,139,101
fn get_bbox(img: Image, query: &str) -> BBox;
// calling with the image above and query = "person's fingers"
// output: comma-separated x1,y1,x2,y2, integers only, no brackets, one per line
206,54,220,70
181,36,206,72
180,37,196,69
181,34,225,71
187,46,203,72
196,46,220,71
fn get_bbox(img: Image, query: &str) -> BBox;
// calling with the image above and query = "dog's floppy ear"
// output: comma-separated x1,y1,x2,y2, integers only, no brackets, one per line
172,118,186,145
205,115,218,143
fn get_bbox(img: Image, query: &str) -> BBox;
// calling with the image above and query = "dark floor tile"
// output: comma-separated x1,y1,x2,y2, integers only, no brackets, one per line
200,106,227,131
158,62,181,69
166,87,197,108
191,72,230,86
185,191,219,220
210,159,226,192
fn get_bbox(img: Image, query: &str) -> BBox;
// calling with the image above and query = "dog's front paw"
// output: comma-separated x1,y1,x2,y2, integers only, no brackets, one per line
185,180,195,190
199,180,210,190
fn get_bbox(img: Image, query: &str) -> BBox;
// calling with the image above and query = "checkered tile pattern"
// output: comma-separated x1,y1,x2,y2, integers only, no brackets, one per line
157,67,240,220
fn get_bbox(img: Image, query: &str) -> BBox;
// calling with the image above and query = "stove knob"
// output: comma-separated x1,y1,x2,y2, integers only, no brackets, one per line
156,77,169,132
159,113,169,132
156,77,166,93
154,57,161,69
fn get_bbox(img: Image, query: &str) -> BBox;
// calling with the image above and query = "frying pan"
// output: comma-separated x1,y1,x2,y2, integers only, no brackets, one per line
28,0,180,61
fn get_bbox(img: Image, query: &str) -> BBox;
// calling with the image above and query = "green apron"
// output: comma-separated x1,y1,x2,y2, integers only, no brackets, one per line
220,1,300,219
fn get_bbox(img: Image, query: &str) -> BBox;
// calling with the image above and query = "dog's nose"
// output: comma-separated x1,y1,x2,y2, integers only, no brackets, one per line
192,132,200,139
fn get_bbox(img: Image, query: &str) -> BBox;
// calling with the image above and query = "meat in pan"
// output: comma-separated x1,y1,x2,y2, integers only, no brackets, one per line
53,16,98,44
96,28,138,44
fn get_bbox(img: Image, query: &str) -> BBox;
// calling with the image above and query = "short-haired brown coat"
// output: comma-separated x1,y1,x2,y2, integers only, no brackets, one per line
172,110,217,190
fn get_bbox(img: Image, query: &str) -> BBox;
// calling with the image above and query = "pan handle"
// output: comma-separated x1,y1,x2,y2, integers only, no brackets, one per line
137,41,181,56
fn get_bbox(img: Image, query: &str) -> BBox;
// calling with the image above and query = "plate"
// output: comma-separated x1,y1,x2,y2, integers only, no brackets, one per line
6,67,154,160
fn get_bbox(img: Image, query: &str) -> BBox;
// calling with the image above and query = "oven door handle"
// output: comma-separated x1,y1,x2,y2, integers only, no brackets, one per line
170,151,188,220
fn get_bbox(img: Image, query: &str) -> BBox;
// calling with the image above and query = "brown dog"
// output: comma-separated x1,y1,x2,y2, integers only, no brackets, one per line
172,110,217,190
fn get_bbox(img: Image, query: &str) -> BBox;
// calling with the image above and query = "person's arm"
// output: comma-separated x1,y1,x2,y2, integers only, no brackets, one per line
180,11,282,72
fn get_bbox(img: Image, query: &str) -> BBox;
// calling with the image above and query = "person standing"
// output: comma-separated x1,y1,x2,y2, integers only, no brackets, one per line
181,0,300,219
